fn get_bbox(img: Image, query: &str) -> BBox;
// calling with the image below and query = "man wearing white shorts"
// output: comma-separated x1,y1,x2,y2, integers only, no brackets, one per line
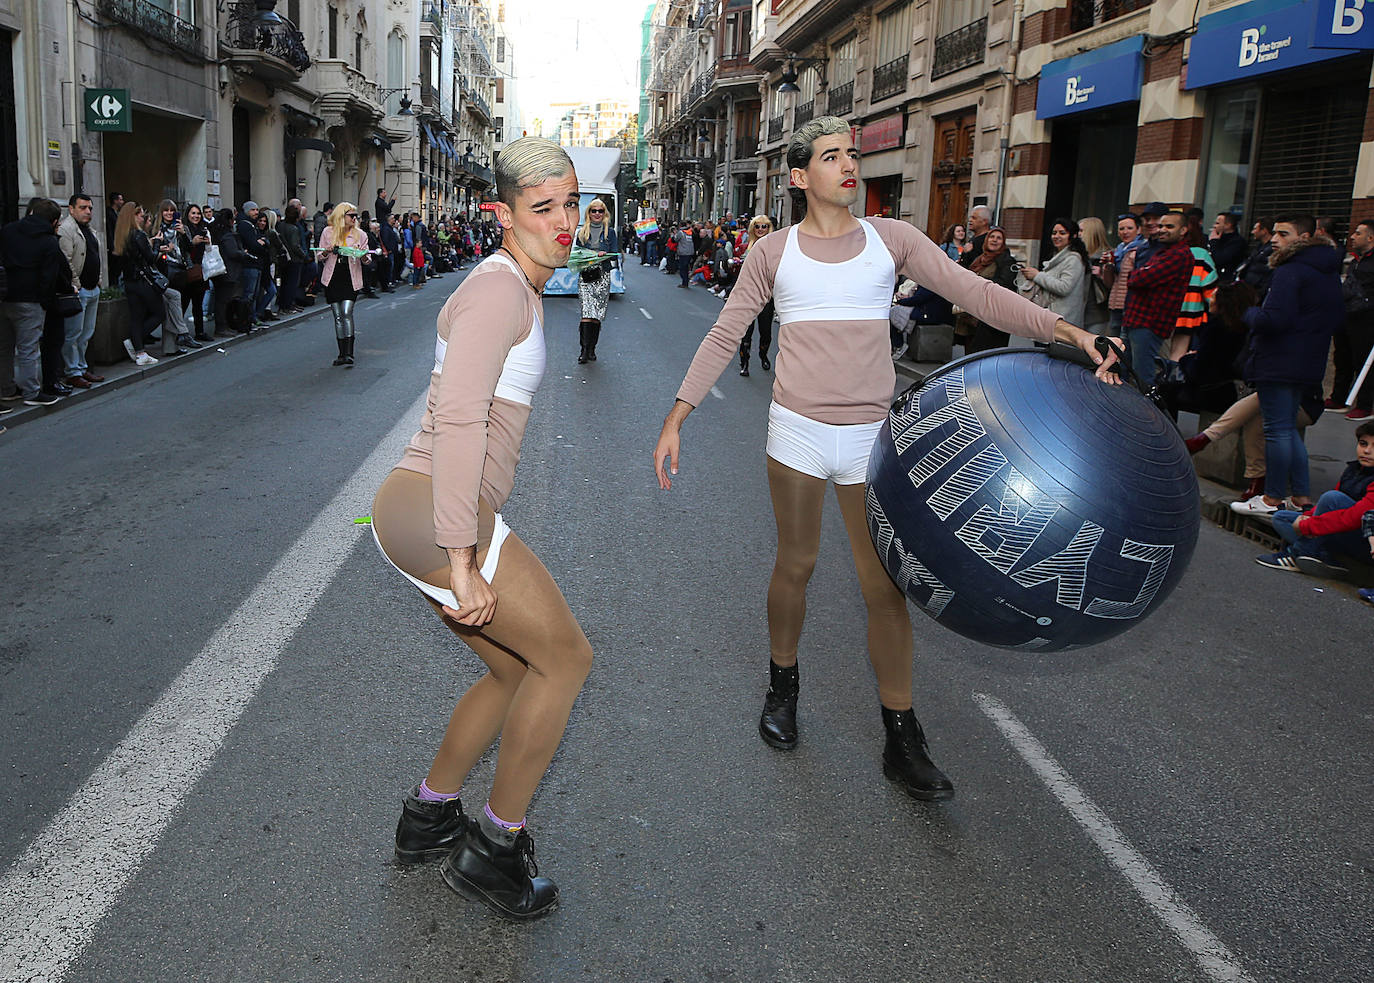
653,116,1118,800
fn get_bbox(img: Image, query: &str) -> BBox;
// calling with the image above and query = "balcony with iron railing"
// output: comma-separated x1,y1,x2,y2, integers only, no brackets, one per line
221,1,310,82
422,1,444,30
734,133,759,159
931,17,987,81
689,65,717,107
1070,0,1152,33
98,0,201,56
827,80,853,118
793,99,815,126
871,53,909,102
767,114,784,143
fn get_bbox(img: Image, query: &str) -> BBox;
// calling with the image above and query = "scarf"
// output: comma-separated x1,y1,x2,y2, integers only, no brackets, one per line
969,226,1006,275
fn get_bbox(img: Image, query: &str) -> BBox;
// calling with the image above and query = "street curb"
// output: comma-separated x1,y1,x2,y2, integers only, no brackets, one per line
0,293,388,436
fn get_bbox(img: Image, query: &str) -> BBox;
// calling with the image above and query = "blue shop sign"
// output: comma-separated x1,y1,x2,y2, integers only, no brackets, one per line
1036,36,1144,119
1187,0,1362,89
1312,0,1374,48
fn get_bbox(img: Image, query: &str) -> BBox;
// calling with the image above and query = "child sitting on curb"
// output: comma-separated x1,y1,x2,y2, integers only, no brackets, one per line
1257,421,1374,575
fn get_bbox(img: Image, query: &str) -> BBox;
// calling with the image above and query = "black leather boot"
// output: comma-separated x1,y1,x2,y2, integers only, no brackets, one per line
394,788,469,864
344,336,355,365
739,341,751,377
333,338,348,366
441,824,559,920
577,322,589,364
881,707,954,801
587,321,600,361
758,661,798,749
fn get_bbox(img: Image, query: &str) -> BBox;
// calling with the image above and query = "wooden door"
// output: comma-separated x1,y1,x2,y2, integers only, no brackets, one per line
927,113,976,241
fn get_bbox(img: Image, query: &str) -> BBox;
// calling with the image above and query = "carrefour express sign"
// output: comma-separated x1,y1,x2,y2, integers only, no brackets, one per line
1186,0,1364,89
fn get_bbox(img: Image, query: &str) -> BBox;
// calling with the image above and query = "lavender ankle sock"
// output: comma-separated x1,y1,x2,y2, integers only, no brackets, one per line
416,779,460,803
479,803,525,847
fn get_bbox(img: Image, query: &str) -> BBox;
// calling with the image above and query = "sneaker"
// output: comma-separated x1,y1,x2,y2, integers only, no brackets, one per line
1324,397,1350,411
0,390,23,402
122,338,137,361
133,352,158,366
0,404,14,416
1345,407,1373,422
1255,551,1299,571
1230,494,1279,516
1358,588,1374,605
1294,554,1348,578
1184,433,1211,454
891,342,908,361
22,392,58,406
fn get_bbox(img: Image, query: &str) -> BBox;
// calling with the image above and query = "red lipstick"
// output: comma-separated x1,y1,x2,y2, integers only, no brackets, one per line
556,233,573,246
841,179,857,188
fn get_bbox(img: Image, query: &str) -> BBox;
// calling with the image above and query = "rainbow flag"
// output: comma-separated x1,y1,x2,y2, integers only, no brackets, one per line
634,218,659,238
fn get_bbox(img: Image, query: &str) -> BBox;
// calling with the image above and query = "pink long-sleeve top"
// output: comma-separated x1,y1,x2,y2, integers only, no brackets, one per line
318,225,368,292
395,262,542,548
676,217,1063,424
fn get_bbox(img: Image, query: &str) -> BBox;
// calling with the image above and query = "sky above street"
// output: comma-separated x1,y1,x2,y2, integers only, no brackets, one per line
505,0,648,135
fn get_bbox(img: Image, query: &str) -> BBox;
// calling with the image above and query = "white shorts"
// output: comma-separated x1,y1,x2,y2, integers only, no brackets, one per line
765,401,884,484
372,511,511,609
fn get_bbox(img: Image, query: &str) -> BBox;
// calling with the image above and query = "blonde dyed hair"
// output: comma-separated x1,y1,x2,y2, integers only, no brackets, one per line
328,201,357,246
150,198,179,236
576,198,611,245
495,136,574,206
1077,216,1110,256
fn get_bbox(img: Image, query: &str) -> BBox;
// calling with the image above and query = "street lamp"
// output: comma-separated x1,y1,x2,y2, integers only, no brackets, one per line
773,55,826,93
377,88,414,116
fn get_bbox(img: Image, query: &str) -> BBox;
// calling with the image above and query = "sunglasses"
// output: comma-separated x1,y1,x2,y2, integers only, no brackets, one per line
588,209,605,214
346,212,359,218
1117,213,1140,222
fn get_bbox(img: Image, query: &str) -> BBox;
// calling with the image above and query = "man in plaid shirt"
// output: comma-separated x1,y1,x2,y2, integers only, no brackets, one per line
1122,210,1192,386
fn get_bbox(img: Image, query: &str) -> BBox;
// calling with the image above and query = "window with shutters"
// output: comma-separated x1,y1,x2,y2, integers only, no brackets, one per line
873,2,912,101
828,35,856,117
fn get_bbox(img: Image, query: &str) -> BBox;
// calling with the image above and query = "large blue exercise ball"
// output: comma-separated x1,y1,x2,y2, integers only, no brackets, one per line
866,348,1198,651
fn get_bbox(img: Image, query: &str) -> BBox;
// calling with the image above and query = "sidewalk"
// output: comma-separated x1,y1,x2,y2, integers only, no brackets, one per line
0,288,401,436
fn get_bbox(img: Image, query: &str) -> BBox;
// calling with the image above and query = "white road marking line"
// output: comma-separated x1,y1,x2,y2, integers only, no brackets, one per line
639,307,653,319
709,385,725,400
0,391,429,983
973,693,1256,983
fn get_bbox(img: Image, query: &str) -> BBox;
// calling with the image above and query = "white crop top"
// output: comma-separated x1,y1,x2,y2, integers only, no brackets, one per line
772,219,897,325
432,253,547,406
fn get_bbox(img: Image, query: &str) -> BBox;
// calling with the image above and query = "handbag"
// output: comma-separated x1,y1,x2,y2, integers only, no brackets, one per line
185,264,204,284
51,287,83,318
580,264,606,284
141,265,170,293
1090,273,1109,306
200,244,226,279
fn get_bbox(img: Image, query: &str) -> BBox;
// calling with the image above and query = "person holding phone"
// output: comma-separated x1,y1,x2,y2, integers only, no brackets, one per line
179,203,213,341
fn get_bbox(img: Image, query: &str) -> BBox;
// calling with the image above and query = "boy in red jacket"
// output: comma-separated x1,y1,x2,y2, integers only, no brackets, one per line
1257,421,1374,575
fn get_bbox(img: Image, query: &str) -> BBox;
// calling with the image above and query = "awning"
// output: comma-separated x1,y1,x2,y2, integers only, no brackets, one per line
420,122,439,149
442,134,456,159
1036,36,1143,119
1186,0,1363,89
285,136,335,154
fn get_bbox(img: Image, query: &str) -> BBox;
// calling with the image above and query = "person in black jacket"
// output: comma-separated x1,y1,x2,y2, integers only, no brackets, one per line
179,203,214,341
378,212,400,292
1208,212,1246,282
374,188,392,226
1334,220,1374,419
277,204,309,313
1237,216,1275,300
1,197,66,404
111,201,164,365
210,208,251,336
236,202,270,325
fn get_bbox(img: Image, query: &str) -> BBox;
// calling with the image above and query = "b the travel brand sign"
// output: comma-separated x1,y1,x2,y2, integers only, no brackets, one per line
1036,37,1144,120
860,113,905,154
1311,0,1374,47
1186,0,1362,88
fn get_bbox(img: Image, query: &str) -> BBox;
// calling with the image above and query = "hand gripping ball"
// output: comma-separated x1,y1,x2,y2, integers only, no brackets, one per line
866,347,1198,651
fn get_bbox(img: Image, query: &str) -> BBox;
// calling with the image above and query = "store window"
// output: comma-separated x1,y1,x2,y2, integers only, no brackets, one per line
1199,86,1259,222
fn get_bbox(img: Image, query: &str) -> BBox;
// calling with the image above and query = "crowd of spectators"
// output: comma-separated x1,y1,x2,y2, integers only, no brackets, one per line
0,189,502,420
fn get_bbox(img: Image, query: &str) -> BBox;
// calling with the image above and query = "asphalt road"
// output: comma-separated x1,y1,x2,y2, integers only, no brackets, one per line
1,260,1371,983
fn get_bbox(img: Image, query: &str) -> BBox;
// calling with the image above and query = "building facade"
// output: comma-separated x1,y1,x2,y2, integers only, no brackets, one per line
641,0,1374,261
0,0,508,281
